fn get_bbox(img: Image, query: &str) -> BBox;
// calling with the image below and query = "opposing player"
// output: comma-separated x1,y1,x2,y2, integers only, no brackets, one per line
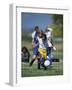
29,26,40,69
45,27,56,65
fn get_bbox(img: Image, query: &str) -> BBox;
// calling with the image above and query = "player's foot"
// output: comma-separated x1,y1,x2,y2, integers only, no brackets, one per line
44,66,47,70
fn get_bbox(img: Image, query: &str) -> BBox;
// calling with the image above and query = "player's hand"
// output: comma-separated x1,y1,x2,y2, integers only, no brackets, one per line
53,46,56,51
32,43,35,48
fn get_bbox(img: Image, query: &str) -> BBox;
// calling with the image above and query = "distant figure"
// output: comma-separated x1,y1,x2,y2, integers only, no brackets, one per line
21,46,30,63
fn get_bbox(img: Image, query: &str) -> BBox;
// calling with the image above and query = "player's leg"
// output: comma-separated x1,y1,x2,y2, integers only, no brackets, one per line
39,49,44,64
47,47,52,65
38,48,47,69
38,49,44,67
48,47,52,65
43,49,47,70
29,55,36,66
37,58,41,69
29,47,38,66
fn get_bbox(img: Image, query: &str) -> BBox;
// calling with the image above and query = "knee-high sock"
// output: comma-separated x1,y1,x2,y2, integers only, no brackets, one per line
37,59,40,69
29,59,35,66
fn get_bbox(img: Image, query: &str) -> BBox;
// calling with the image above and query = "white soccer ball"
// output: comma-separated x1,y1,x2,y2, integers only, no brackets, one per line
44,60,50,67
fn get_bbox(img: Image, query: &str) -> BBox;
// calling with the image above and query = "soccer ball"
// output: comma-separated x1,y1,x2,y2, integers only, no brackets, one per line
44,60,50,67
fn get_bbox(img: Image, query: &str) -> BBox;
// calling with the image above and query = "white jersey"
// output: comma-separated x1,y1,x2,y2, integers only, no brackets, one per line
45,31,52,47
45,28,53,38
45,31,52,39
32,31,36,39
37,37,46,49
32,31,39,47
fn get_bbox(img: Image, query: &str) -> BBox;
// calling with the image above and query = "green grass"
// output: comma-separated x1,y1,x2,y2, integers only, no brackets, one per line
21,36,63,77
21,50,63,77
21,60,63,77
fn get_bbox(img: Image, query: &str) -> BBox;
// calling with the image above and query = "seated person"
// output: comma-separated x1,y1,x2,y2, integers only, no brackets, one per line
21,46,30,63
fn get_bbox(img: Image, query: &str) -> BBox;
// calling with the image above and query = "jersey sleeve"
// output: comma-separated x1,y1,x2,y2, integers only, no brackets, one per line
47,32,52,38
32,31,35,39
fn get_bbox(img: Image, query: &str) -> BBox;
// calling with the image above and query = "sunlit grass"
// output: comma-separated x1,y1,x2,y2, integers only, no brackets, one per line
21,36,63,77
21,60,63,77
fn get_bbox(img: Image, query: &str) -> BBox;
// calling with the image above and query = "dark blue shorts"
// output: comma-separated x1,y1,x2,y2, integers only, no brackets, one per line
33,46,38,56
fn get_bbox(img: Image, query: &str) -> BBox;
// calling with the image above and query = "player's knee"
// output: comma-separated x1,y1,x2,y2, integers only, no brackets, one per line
32,55,36,59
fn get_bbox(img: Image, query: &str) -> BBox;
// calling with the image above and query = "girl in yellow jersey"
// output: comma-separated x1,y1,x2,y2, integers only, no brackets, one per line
37,31,47,65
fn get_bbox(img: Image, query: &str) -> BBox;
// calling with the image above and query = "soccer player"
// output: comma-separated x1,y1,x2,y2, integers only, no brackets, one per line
37,31,47,70
45,27,56,65
29,26,40,69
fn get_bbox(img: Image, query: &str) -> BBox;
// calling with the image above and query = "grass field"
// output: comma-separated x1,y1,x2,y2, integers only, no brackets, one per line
21,34,63,77
21,48,63,77
21,60,63,77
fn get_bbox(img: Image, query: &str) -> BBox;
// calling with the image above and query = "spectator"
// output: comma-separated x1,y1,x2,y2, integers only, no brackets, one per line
21,46,30,63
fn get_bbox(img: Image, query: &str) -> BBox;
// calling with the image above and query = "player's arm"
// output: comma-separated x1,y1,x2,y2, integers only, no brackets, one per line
32,38,35,48
51,38,56,50
32,32,36,48
48,35,56,51
32,39,39,48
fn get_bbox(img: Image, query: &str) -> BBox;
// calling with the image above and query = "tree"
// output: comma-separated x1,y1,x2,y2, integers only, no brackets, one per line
53,14,63,30
48,24,63,38
51,14,63,37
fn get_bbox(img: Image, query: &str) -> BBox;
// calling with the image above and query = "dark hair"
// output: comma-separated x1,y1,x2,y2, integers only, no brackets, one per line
34,26,39,30
22,46,28,52
22,46,30,57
